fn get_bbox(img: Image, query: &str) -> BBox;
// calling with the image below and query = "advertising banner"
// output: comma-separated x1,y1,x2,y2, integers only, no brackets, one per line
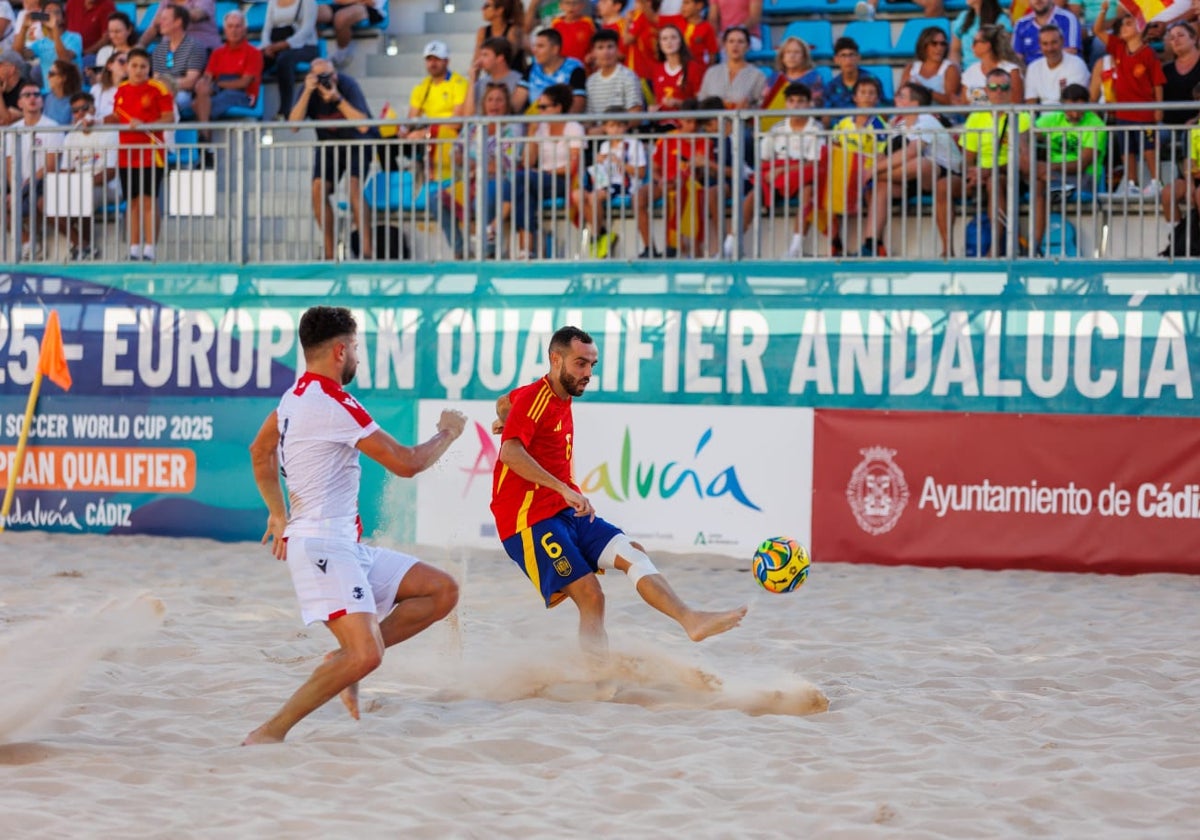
812,409,1200,574
414,400,814,556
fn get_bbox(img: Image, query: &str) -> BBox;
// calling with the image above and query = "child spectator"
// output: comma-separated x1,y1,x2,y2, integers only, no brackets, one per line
624,0,661,81
596,0,630,65
661,0,719,69
825,37,879,117
831,75,889,256
573,108,650,257
695,93,752,257
551,0,595,67
650,97,706,256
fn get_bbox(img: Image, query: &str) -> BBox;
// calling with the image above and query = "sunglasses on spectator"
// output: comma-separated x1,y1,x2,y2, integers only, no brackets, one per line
987,82,1011,91
165,51,175,69
115,56,127,63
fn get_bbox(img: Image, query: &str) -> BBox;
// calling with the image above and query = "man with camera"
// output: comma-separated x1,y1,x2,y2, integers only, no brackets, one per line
288,57,375,260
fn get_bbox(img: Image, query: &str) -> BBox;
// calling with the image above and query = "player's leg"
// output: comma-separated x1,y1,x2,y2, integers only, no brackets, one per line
376,560,459,648
560,573,608,662
243,611,384,744
594,530,747,642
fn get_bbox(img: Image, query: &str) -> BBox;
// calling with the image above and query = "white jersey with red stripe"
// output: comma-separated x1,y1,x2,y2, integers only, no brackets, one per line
276,372,380,542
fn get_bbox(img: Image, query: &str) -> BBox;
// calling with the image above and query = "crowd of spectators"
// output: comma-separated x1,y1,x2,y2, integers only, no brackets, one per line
5,0,1200,262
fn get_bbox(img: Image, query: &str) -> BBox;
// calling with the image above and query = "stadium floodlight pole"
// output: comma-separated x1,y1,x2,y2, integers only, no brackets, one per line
0,310,72,532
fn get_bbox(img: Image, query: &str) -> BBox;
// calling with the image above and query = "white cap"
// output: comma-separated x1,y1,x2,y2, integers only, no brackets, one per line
423,40,450,59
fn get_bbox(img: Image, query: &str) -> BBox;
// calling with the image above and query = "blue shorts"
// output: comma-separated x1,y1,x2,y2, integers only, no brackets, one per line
501,508,623,608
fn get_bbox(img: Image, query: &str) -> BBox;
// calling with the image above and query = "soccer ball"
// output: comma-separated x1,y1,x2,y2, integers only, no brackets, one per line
752,537,811,593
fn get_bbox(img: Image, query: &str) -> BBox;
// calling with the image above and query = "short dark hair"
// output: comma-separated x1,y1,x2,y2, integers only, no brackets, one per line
542,82,573,111
70,90,95,108
592,28,620,47
853,75,882,97
550,326,594,355
299,306,357,351
900,81,932,106
166,4,191,27
783,82,812,101
698,94,723,112
1060,83,1089,103
128,46,151,64
834,36,859,55
537,27,564,51
480,36,513,65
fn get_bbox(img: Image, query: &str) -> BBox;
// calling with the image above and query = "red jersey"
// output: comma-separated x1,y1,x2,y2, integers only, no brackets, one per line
553,17,597,67
649,60,705,110
114,79,174,168
491,377,578,540
1107,35,1166,123
653,131,709,183
600,18,628,63
661,15,719,69
625,10,659,80
205,40,264,102
67,0,116,50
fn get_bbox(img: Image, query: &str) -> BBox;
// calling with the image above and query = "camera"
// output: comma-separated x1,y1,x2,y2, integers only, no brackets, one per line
29,11,49,21
316,72,334,89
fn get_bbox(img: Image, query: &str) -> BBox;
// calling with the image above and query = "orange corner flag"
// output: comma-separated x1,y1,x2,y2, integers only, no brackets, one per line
38,310,72,391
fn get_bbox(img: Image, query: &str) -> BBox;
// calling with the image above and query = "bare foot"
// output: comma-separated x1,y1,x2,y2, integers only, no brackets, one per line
325,651,360,720
683,605,748,642
242,725,284,746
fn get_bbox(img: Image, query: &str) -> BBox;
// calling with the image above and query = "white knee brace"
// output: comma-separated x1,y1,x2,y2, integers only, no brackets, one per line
598,535,659,587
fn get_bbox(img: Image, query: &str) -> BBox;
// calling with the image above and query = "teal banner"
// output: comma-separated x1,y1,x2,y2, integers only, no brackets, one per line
1,261,1197,539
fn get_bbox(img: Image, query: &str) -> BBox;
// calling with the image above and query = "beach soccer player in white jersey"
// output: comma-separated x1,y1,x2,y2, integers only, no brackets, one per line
490,325,747,660
244,306,467,745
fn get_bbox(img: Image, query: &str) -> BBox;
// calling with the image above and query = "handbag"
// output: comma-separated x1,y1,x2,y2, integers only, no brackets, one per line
268,1,302,43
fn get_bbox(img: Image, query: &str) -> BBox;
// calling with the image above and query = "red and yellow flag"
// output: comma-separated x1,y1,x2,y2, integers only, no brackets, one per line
1119,0,1190,28
38,310,72,391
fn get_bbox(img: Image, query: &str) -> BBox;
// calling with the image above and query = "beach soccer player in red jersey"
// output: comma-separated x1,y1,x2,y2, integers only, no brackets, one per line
244,306,465,744
491,326,747,658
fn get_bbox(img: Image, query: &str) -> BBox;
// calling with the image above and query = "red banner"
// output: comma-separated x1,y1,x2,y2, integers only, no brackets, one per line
812,410,1200,574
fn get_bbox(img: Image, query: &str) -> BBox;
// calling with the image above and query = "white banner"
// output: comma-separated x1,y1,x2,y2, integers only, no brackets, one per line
415,400,813,557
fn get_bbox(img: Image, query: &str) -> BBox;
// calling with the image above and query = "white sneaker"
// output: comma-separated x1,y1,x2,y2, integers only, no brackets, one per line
1113,179,1138,198
722,233,736,259
330,45,355,69
787,233,805,258
1141,181,1162,199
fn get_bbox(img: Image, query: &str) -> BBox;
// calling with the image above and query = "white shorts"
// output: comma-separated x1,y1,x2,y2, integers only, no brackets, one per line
285,538,419,626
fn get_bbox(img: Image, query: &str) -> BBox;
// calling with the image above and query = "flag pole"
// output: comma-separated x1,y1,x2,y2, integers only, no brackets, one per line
0,367,44,532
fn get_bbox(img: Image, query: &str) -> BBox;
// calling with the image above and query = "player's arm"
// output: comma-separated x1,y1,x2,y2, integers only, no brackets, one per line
498,438,594,519
357,409,466,477
491,394,512,434
250,411,289,560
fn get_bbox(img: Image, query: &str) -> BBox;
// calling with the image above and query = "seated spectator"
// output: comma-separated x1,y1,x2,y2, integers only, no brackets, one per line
1162,81,1200,226
139,0,220,54
951,0,1012,70
863,82,963,258
595,0,630,67
1022,83,1105,250
93,10,134,79
451,81,524,257
551,0,595,67
515,83,583,258
46,90,120,258
105,48,172,260
762,36,823,125
16,1,83,81
43,58,81,123
474,0,526,72
623,0,661,80
0,49,33,125
316,0,386,70
1095,2,1165,198
0,2,14,54
88,48,124,118
261,0,320,120
586,29,643,120
899,27,961,109
649,24,704,118
1013,0,1081,66
515,27,586,115
960,68,1030,257
824,37,879,118
67,0,116,69
734,81,823,258
961,24,1023,105
694,94,752,257
149,5,206,113
467,36,522,116
287,58,375,259
4,79,64,258
191,10,262,142
1024,24,1089,104
573,107,650,257
1161,21,1200,172
698,26,766,109
663,0,719,69
831,76,889,256
650,97,705,256
708,0,761,51
401,41,468,184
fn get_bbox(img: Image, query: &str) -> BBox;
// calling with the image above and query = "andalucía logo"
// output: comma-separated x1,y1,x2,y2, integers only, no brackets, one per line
846,447,909,535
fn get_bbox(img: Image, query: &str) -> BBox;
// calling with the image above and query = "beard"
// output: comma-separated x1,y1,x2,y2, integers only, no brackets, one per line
558,369,589,397
341,361,357,385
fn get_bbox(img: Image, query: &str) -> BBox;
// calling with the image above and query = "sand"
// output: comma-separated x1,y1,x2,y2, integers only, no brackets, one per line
0,530,1198,839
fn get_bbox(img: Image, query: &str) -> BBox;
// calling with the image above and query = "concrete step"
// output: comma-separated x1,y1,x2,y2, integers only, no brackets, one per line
390,31,477,55
424,9,475,33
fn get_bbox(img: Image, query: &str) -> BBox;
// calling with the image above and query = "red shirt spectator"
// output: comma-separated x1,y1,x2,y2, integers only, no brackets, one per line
206,37,264,103
625,3,659,80
114,77,173,167
1107,31,1166,123
649,59,704,110
662,14,719,68
67,0,117,56
551,3,596,66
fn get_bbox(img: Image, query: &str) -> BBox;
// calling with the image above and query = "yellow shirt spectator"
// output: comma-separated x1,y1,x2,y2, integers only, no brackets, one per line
960,110,1032,169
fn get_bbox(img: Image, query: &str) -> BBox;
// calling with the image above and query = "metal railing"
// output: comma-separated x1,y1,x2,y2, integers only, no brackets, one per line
0,101,1196,265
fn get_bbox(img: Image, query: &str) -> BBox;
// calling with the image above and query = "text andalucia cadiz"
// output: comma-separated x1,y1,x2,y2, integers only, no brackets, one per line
0,446,195,493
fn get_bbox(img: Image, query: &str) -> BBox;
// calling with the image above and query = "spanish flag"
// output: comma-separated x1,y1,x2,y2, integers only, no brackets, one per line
1119,0,1189,27
379,102,400,139
760,74,792,131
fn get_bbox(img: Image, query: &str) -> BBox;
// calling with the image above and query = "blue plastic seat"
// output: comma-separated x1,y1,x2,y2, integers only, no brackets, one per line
779,20,834,60
115,2,136,24
215,1,240,35
363,171,446,213
893,18,951,59
166,127,201,168
864,65,895,103
747,25,774,63
244,2,267,38
841,21,893,59
763,0,860,16
225,92,265,120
